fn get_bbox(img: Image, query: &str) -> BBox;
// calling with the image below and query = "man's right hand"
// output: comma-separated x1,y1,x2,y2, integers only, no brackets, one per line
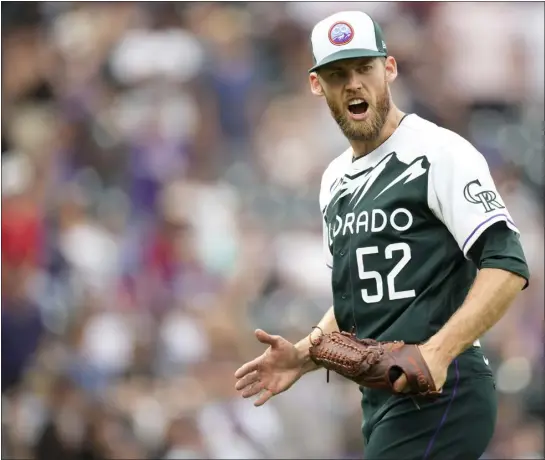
234,329,308,407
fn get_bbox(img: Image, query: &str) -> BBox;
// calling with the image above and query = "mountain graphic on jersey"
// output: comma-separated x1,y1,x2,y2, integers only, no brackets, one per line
327,152,430,214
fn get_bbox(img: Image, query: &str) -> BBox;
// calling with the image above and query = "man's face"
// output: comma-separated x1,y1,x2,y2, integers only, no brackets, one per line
315,57,391,142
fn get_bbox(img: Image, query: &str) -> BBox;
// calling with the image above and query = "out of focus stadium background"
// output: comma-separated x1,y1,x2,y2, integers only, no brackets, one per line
1,2,543,459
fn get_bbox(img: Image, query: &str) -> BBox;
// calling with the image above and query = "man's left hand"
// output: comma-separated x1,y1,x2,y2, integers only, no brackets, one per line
392,342,450,394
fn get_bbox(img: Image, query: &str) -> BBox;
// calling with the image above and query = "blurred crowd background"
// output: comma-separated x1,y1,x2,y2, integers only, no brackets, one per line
1,2,543,459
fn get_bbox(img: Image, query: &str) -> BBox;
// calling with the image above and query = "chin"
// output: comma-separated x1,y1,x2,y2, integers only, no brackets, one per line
349,118,374,132
348,124,380,142
349,132,377,143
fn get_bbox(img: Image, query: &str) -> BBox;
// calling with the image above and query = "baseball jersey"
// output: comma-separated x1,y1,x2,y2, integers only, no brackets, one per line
320,114,519,343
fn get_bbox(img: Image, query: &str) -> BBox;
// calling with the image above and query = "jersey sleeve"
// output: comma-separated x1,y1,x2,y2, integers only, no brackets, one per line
322,216,333,269
428,134,519,258
319,167,335,270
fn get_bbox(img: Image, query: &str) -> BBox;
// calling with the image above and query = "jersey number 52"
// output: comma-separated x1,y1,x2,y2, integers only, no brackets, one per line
356,243,416,303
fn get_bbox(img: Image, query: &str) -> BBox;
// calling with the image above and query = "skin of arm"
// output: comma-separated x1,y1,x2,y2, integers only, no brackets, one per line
421,268,527,379
294,305,339,374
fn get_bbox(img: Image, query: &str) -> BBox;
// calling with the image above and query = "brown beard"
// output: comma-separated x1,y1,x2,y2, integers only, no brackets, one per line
326,81,391,142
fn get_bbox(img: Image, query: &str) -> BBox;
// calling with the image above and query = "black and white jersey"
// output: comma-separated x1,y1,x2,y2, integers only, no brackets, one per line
319,114,518,343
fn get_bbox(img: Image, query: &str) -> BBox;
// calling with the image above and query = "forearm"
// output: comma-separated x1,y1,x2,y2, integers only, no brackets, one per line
426,268,526,363
295,305,339,374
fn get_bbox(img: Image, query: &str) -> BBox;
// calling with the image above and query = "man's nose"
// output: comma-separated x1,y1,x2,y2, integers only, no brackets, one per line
345,70,363,91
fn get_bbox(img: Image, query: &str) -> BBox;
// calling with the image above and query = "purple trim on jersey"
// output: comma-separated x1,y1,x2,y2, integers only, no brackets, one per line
423,359,460,460
462,213,517,253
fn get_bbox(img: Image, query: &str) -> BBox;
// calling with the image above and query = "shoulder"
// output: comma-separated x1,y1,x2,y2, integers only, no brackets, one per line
319,147,351,211
431,127,490,177
321,147,351,186
399,115,485,165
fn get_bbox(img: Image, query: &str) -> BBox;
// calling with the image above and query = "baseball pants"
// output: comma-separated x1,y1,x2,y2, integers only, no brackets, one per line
361,347,497,460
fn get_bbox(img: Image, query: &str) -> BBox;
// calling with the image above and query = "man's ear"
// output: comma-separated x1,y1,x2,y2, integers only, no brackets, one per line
384,56,398,84
309,72,324,97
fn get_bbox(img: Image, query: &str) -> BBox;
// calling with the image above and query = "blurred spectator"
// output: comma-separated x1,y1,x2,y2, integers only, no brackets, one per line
1,2,543,459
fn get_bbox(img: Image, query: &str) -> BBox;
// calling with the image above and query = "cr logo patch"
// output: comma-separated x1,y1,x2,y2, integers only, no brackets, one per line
463,179,505,213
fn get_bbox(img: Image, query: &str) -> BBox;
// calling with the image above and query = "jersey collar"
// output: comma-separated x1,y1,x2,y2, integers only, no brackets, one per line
350,114,413,172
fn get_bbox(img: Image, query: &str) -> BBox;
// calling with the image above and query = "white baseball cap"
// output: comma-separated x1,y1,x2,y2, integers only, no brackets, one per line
309,11,388,73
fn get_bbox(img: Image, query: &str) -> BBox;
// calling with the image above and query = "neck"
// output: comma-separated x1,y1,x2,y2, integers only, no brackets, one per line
350,106,405,159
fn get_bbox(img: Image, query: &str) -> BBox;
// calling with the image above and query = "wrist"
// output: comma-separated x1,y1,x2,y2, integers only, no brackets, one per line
295,334,320,374
422,335,457,366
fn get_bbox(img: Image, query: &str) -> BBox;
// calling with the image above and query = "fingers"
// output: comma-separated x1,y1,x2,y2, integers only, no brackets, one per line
235,371,259,391
234,368,274,407
393,373,408,393
234,358,260,379
255,329,280,348
234,329,282,408
235,371,270,403
254,388,274,407
234,329,279,379
241,382,264,399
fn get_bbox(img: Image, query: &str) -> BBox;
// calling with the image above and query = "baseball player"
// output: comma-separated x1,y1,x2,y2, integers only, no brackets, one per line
235,11,529,459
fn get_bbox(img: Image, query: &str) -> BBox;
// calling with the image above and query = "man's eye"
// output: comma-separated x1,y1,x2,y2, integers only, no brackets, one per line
330,71,344,78
359,65,373,73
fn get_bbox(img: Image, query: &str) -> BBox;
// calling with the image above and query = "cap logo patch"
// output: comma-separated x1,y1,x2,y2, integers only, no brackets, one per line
328,22,354,46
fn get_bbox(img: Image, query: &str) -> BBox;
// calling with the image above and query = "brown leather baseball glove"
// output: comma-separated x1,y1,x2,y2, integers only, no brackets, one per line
308,329,440,397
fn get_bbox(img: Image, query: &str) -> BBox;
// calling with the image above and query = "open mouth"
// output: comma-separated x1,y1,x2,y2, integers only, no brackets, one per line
347,98,369,115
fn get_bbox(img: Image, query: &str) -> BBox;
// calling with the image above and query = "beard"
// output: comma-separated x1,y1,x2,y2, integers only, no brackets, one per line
325,81,391,142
